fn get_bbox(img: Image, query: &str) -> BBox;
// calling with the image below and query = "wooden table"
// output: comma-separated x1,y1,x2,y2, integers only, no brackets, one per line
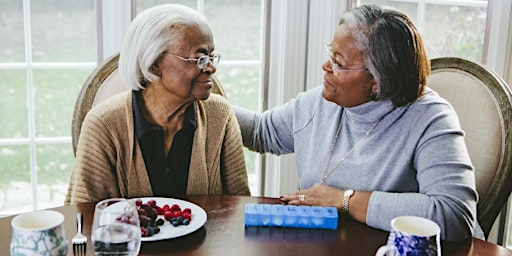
1,195,512,255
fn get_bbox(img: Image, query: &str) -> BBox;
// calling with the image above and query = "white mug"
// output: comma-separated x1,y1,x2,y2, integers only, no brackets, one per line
375,216,441,256
10,210,68,256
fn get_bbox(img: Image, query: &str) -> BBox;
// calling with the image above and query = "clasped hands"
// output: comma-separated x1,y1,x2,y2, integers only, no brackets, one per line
281,183,370,223
280,183,344,210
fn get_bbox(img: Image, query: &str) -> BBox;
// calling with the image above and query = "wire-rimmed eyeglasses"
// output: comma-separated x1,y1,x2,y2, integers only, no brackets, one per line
325,44,368,75
169,53,221,69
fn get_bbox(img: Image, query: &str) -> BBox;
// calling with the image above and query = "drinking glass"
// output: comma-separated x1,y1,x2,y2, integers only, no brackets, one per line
91,198,141,256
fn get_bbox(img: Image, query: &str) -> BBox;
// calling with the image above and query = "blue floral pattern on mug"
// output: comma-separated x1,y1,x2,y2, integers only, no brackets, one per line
10,224,68,256
388,229,439,256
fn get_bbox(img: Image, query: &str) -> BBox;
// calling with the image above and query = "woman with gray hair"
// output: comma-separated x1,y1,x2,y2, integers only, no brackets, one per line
66,4,250,204
235,4,479,241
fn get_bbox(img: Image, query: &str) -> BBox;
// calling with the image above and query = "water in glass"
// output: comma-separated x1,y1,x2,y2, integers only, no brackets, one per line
91,198,141,256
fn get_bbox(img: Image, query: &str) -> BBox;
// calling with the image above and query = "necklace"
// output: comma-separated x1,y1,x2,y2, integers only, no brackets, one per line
319,111,383,184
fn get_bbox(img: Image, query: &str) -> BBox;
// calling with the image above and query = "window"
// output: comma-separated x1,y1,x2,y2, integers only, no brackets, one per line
0,0,265,216
0,0,96,215
355,0,487,62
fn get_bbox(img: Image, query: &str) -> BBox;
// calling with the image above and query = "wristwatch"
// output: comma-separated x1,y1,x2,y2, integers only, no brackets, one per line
342,189,355,215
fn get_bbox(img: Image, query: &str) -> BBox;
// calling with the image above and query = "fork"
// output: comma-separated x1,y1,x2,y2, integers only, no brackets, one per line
72,213,87,255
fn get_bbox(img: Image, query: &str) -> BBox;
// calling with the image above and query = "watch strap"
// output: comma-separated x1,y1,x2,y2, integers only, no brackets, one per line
342,190,354,215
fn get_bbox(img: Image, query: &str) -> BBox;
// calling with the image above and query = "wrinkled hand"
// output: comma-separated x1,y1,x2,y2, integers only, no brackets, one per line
280,183,344,209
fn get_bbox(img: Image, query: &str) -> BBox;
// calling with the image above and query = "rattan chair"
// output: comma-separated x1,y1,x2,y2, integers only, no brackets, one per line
71,52,227,156
428,57,512,240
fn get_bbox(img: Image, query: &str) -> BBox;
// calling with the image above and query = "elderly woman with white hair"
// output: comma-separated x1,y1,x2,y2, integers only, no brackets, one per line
66,4,250,204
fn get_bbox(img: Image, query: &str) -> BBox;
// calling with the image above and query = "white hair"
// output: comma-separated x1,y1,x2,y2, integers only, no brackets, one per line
119,4,211,90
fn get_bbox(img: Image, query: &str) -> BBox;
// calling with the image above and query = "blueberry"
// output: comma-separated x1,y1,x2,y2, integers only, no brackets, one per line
183,219,190,225
147,226,155,236
156,218,165,226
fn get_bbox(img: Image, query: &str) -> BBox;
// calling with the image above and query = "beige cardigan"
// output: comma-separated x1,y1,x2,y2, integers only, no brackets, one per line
65,91,250,204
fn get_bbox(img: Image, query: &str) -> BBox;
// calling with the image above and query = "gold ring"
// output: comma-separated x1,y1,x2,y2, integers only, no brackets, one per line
298,194,305,202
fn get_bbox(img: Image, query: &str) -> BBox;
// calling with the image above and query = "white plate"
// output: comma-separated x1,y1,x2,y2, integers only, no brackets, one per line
102,197,207,241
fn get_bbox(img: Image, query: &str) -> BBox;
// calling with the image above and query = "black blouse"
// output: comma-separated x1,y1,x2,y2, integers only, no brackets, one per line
132,91,197,196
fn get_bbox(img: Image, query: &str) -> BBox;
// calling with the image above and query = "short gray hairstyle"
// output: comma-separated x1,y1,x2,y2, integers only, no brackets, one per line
119,4,211,91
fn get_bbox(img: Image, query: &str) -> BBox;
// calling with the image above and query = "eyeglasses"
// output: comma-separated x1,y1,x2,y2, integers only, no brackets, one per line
325,44,368,75
169,53,221,69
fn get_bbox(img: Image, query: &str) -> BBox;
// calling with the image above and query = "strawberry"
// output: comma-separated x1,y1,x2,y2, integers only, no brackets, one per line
140,226,148,237
182,212,192,221
164,211,173,221
147,199,157,207
155,206,164,215
170,204,181,212
172,211,182,218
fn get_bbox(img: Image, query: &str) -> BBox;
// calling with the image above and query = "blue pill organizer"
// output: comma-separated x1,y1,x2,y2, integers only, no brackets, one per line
244,203,338,230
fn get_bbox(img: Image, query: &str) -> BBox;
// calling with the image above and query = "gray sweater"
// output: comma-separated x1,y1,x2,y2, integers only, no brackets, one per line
238,86,478,241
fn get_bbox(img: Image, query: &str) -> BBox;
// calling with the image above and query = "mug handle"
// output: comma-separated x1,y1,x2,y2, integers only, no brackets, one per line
375,245,394,256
